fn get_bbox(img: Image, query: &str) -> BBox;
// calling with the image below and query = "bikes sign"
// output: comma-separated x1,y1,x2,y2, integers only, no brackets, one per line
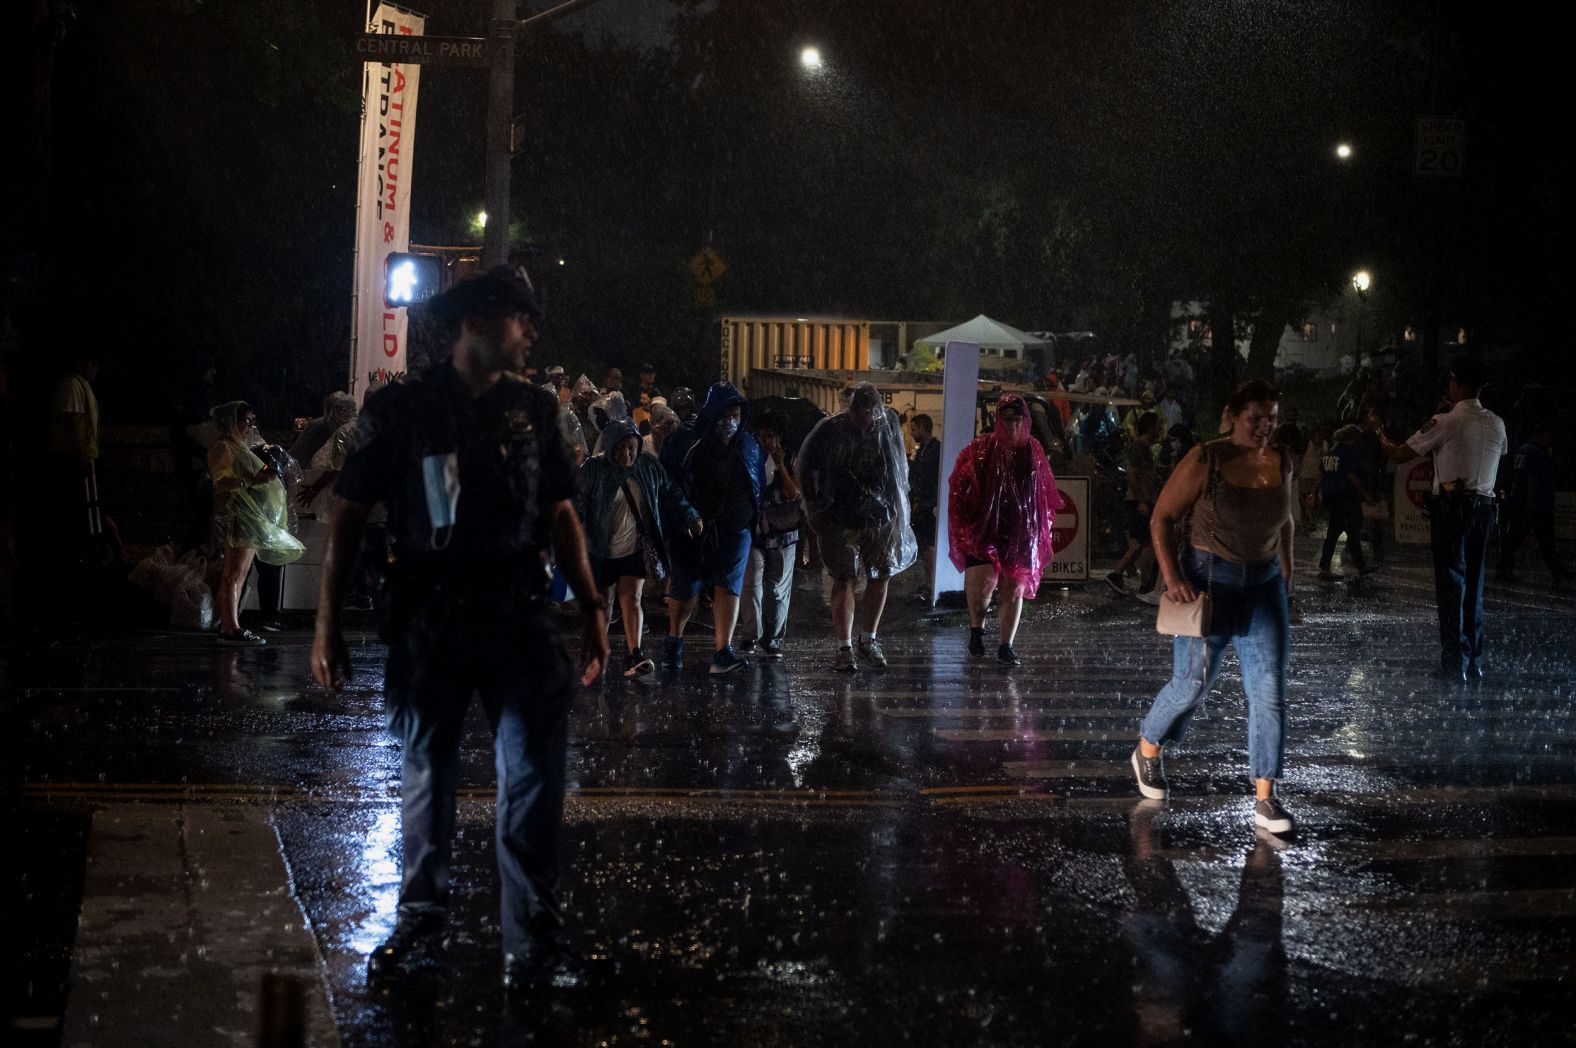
1046,476,1090,582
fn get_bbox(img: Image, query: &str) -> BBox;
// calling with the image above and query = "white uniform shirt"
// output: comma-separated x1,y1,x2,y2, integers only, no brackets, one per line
1404,398,1507,496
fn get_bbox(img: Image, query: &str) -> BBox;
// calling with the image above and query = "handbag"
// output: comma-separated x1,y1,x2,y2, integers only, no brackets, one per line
1156,589,1212,637
617,478,667,581
1156,444,1218,637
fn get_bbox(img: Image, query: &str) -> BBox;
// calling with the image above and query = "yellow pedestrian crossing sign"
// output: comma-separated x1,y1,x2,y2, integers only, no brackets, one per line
690,247,726,285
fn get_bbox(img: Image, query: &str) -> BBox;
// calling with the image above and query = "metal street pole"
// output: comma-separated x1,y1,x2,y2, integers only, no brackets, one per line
481,0,516,268
480,0,608,269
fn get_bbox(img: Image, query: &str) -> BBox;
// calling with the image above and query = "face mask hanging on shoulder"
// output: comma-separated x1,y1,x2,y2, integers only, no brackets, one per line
421,452,461,550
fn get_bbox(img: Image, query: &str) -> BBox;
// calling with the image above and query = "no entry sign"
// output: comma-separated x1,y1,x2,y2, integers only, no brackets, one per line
1394,459,1434,544
1046,476,1090,582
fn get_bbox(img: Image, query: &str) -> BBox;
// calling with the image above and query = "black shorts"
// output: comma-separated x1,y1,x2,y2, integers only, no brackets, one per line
593,552,646,589
911,507,937,549
964,554,993,570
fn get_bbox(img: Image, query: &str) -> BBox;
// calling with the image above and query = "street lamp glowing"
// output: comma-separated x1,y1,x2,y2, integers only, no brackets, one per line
1352,270,1371,293
1335,143,1353,160
800,46,823,71
476,211,488,227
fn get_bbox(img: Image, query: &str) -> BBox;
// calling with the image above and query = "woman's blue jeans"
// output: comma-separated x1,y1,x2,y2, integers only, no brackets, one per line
1139,548,1289,781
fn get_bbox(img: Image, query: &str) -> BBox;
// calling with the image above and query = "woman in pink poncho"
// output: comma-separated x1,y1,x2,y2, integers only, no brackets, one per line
948,394,1060,665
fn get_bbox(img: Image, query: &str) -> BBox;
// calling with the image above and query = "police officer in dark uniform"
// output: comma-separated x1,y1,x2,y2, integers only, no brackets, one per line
1373,357,1507,682
311,267,609,991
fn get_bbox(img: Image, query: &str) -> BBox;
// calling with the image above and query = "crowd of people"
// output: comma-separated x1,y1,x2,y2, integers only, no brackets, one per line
38,264,1565,993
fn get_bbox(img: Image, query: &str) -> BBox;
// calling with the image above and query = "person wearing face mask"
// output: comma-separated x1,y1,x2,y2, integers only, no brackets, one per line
311,268,608,995
796,382,918,672
207,401,304,645
948,395,1061,666
1131,380,1298,838
577,420,701,680
660,382,764,676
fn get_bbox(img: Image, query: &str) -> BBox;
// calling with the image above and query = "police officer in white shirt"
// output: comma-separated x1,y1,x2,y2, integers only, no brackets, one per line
1373,357,1507,682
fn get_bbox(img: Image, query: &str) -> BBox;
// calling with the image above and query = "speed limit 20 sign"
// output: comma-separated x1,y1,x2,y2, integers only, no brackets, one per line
1415,117,1465,179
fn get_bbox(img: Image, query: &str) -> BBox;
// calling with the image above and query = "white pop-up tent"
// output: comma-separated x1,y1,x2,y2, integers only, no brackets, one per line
913,315,1049,359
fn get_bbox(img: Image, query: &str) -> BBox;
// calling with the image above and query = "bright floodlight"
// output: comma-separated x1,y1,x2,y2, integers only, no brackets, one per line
1352,270,1372,293
389,260,418,304
800,46,823,70
1335,143,1353,160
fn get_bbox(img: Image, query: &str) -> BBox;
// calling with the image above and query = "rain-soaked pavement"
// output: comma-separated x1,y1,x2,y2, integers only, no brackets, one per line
6,536,1575,1046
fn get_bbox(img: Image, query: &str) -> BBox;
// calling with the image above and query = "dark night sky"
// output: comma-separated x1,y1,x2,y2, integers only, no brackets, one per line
4,0,1570,424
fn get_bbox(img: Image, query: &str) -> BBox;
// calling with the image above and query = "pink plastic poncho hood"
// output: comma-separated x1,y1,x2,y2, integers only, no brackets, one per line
947,393,1060,597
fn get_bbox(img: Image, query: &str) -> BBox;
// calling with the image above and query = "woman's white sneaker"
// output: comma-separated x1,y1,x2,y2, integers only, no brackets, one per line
1130,746,1168,800
1253,797,1296,835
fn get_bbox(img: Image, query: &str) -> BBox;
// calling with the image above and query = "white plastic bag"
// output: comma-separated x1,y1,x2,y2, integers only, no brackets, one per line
170,577,215,630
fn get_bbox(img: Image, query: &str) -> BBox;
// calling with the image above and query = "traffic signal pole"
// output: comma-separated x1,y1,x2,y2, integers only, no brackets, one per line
481,0,515,268
481,0,607,268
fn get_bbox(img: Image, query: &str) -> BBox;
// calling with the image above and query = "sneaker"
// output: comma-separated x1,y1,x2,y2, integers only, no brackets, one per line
737,637,756,653
967,628,986,658
1253,797,1296,835
831,645,858,672
1130,745,1167,800
709,648,748,675
217,629,266,647
1105,572,1128,595
259,618,286,633
662,635,683,675
857,637,888,671
367,915,448,985
502,941,585,992
997,644,1021,667
1317,569,1339,581
624,655,656,680
1134,588,1162,606
758,641,784,660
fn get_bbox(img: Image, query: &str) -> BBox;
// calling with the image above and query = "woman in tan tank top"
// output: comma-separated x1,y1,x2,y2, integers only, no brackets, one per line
1128,380,1298,837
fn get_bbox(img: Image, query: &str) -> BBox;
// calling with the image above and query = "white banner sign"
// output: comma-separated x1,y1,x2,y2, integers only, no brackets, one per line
351,4,425,398
931,341,981,601
1394,457,1434,544
1046,476,1090,582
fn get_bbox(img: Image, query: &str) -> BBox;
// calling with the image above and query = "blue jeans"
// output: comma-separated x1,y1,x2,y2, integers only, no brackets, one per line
1430,492,1496,670
1139,549,1290,781
384,601,575,954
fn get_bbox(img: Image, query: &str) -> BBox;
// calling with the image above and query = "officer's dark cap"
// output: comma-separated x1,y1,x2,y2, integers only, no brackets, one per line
1449,356,1487,390
431,266,543,326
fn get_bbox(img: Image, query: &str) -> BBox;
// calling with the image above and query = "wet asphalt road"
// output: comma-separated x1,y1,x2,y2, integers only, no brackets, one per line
7,537,1576,1047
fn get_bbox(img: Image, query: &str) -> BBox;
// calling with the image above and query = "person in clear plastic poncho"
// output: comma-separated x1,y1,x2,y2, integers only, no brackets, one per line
207,400,304,644
948,393,1060,666
796,382,916,672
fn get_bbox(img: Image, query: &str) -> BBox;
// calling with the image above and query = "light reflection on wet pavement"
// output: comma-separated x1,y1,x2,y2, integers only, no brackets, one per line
9,543,1576,1045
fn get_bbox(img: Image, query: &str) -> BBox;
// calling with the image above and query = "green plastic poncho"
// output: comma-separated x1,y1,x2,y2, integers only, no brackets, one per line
208,437,305,565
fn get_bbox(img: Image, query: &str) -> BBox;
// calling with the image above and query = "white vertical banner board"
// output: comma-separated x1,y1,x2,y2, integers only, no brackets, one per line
931,340,981,601
351,3,425,399
1046,476,1090,582
1394,458,1433,544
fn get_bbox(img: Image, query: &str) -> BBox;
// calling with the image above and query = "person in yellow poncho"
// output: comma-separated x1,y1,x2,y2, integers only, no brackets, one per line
207,401,304,645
